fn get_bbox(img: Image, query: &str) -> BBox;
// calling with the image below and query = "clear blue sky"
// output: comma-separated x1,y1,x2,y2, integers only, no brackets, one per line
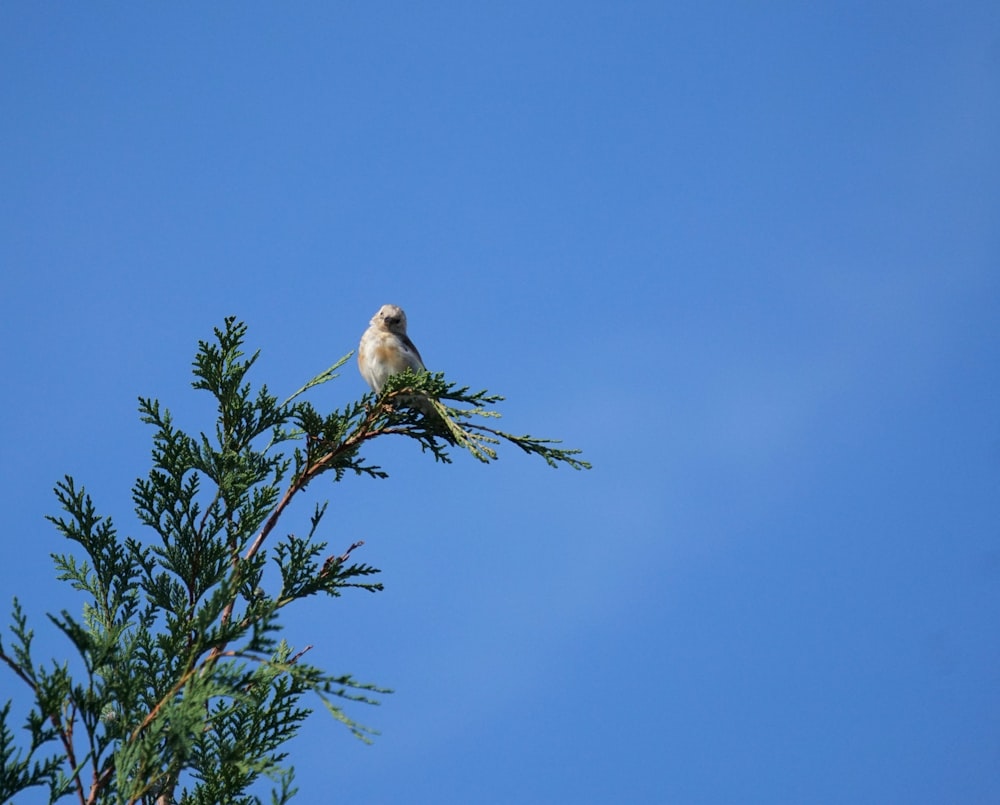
2,3,998,803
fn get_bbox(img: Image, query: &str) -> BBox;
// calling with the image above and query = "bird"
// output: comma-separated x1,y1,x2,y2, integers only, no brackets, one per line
357,304,426,394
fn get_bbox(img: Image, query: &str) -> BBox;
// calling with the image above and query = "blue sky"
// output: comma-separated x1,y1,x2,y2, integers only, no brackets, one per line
1,3,998,803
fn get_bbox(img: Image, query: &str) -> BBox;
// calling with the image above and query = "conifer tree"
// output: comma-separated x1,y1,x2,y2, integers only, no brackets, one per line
0,317,589,804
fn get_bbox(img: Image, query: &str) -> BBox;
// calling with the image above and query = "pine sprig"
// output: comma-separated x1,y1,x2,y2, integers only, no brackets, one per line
1,315,588,804
0,701,63,803
295,368,592,472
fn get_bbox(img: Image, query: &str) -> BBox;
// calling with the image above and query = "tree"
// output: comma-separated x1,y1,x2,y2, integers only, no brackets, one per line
0,317,589,804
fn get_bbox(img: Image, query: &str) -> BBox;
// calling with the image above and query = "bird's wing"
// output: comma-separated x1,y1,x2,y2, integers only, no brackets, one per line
400,334,424,369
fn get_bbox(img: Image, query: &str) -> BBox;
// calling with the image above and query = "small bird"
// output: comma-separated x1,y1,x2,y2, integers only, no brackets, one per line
358,304,426,394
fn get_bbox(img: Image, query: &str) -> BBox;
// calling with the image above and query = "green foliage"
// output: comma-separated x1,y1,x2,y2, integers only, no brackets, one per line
0,316,589,803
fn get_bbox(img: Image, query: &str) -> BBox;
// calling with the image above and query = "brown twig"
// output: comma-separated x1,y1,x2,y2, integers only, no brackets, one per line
288,644,314,665
320,540,366,578
0,649,36,689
